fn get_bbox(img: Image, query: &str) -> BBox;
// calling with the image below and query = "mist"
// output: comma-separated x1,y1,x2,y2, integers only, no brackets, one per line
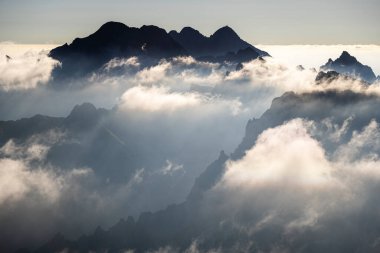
1,43,380,252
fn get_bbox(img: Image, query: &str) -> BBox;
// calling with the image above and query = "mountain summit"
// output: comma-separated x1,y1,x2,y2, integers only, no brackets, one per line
169,25,269,58
49,22,269,80
49,21,187,79
320,51,376,83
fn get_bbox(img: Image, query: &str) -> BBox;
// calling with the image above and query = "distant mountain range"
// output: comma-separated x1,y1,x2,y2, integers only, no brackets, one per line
320,51,377,83
169,26,269,60
30,89,380,253
49,21,269,80
8,72,380,252
49,22,379,86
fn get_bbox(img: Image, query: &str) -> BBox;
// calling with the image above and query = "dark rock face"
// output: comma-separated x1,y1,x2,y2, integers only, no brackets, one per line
186,150,228,201
198,47,260,63
49,22,188,80
0,115,64,145
320,51,376,83
168,27,210,57
315,70,342,84
170,25,269,59
64,102,107,131
49,22,269,81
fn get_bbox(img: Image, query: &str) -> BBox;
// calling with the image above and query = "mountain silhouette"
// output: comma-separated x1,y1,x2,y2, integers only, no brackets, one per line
169,26,268,58
49,21,187,80
49,22,269,81
320,51,376,83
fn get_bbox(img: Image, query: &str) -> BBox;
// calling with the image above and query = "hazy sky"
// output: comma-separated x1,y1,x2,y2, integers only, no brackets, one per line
0,0,379,45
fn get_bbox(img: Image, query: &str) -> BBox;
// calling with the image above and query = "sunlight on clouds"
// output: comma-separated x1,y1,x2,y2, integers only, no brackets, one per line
258,45,380,75
219,118,380,193
208,118,380,239
220,119,334,188
0,48,60,90
0,158,62,204
0,43,57,57
0,131,93,205
104,57,140,71
119,85,244,115
119,86,202,112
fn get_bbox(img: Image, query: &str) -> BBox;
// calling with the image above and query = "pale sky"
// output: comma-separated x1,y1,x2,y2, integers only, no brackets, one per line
0,0,379,45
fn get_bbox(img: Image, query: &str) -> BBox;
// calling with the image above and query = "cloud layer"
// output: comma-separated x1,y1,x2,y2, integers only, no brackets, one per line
203,118,380,252
0,48,59,90
1,44,380,252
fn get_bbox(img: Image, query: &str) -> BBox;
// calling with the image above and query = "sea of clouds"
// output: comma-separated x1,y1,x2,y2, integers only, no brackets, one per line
1,43,380,252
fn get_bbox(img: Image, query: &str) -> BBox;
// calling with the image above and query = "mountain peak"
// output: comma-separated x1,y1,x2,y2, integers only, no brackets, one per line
169,27,206,41
180,26,200,34
219,150,228,160
140,24,166,33
320,51,376,83
50,22,269,81
65,102,106,130
69,102,97,118
96,21,129,34
337,51,358,65
212,26,239,38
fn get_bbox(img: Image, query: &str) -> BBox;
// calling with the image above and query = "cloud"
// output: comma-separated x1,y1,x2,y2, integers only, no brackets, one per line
219,119,335,189
208,118,380,245
0,158,61,204
104,57,140,71
226,57,317,92
159,160,184,176
118,85,244,116
0,49,59,90
334,119,380,162
0,132,95,251
141,240,222,253
1,46,379,122
1,44,380,252
257,44,380,76
226,56,380,96
0,130,92,206
119,85,202,113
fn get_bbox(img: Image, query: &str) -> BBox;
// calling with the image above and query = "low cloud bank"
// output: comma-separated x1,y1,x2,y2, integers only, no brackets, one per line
0,47,59,90
201,118,380,252
258,44,380,75
1,44,380,252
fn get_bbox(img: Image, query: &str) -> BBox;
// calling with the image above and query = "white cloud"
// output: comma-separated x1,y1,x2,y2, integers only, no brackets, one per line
334,120,380,161
119,85,202,112
159,160,184,176
257,45,380,76
104,57,140,71
0,49,60,90
0,132,92,206
210,118,380,237
0,158,61,204
226,56,380,96
135,61,172,85
0,156,92,206
118,85,244,115
1,44,379,122
219,119,336,189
